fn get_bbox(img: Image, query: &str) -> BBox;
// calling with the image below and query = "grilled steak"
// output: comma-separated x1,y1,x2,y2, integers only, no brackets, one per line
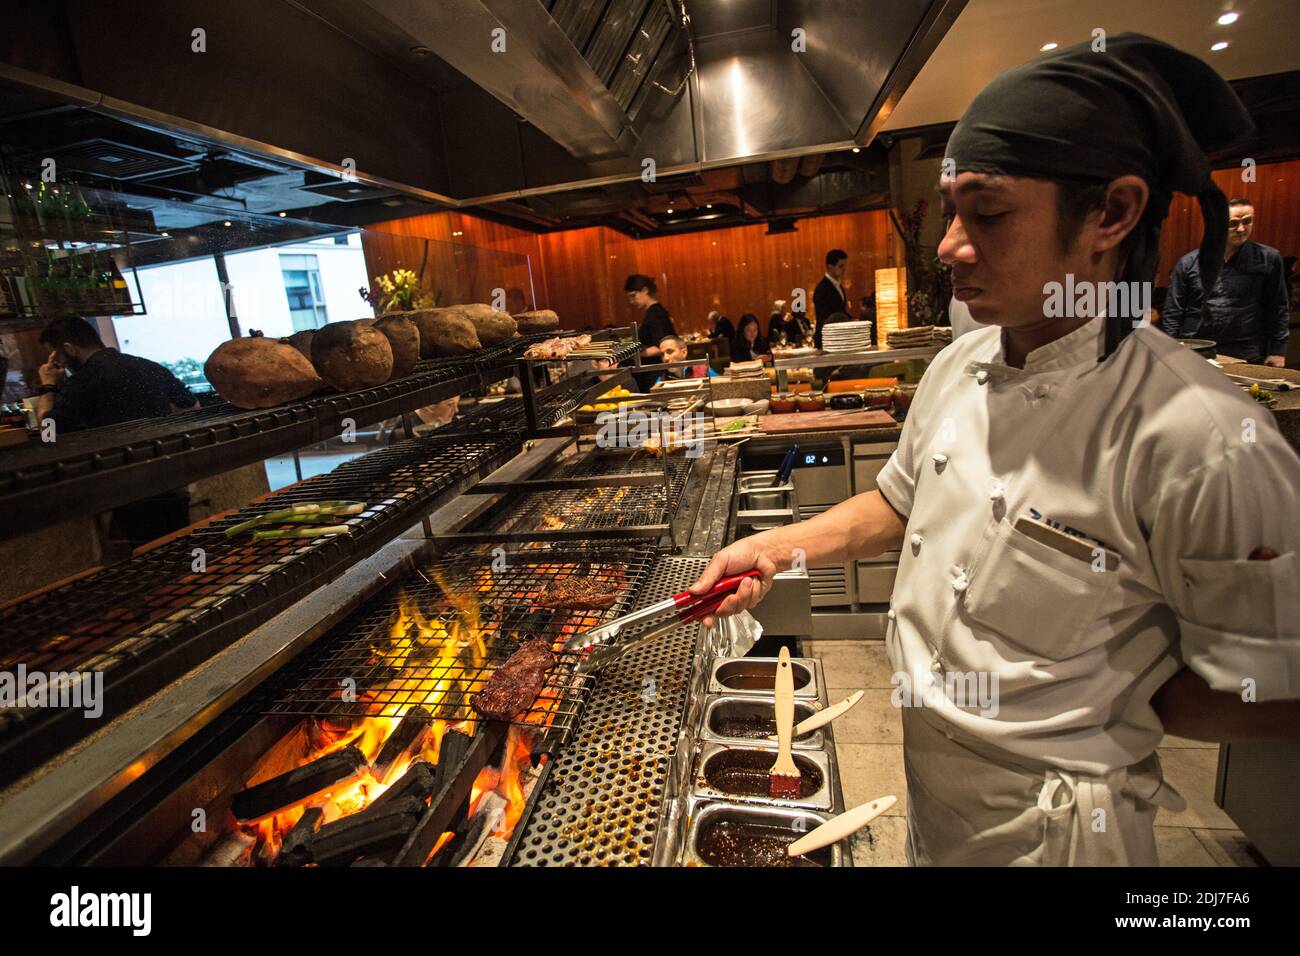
472,638,557,720
536,577,622,611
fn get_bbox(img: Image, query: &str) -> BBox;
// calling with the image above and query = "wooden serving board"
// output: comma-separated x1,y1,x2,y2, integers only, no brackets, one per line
758,409,896,433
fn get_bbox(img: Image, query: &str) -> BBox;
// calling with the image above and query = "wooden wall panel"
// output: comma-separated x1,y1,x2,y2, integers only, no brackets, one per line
1157,159,1300,284
367,208,895,334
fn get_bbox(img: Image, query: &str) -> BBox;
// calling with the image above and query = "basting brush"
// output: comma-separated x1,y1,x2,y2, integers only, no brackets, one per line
769,646,802,800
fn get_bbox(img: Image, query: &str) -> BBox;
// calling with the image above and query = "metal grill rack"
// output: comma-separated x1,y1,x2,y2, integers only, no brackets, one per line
240,543,658,749
509,556,709,867
0,433,520,784
0,358,484,540
448,446,694,544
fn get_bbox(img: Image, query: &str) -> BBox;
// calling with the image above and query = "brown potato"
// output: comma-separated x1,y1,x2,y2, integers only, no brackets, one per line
310,320,394,391
204,336,322,409
513,309,559,333
280,329,315,361
372,314,421,379
454,302,518,346
409,308,481,357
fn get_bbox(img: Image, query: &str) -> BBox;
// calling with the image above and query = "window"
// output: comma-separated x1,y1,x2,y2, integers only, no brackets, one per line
280,253,328,330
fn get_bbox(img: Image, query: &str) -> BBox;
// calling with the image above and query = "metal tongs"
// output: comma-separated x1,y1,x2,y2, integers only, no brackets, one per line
566,570,761,671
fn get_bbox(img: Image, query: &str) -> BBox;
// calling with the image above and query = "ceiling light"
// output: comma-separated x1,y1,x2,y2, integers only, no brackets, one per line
1211,40,1229,51
666,208,674,214
278,211,287,217
223,220,232,226
1217,12,1239,26
851,146,861,153
1040,42,1058,51
160,231,169,237
706,204,712,208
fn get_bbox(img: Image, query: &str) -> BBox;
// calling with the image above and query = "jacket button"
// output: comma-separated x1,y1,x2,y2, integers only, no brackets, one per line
931,452,948,473
976,370,990,385
951,572,969,593
910,532,924,551
987,480,1005,501
887,608,896,620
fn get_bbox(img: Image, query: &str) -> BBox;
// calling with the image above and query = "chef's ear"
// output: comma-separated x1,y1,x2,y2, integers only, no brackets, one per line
1093,175,1149,254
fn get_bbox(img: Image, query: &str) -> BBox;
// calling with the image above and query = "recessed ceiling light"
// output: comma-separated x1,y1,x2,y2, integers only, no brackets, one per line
706,204,712,208
666,208,674,214
1211,40,1229,51
160,231,169,237
278,211,287,217
223,220,232,226
852,146,861,153
1040,42,1058,51
1217,12,1239,26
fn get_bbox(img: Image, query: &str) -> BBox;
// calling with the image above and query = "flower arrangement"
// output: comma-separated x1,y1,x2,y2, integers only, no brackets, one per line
371,268,432,313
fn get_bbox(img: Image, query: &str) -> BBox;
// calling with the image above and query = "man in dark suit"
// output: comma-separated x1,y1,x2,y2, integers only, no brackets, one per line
812,249,849,350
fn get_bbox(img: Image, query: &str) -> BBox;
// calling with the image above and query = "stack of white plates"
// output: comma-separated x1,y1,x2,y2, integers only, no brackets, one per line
821,321,874,353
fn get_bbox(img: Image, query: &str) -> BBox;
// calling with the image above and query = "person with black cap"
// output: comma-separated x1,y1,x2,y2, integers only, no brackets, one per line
687,35,1300,866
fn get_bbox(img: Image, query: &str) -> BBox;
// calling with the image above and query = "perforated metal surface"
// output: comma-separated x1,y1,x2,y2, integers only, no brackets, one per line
511,556,709,866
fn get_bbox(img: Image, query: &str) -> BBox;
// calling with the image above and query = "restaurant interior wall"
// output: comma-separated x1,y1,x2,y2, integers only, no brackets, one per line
369,209,897,334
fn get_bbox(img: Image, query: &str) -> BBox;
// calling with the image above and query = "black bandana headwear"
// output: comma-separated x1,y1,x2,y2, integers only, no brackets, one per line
945,34,1255,359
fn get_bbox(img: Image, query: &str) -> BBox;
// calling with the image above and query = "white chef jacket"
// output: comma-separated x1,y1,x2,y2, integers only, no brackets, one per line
876,314,1300,776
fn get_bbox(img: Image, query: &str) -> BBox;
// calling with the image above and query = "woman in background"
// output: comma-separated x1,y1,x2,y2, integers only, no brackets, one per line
731,313,770,364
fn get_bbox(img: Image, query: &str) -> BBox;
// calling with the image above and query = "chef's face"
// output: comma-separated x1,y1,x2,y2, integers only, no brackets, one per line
938,172,1102,330
1227,202,1253,253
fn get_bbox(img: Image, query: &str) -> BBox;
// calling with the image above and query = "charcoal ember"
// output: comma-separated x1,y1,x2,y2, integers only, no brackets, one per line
202,830,256,867
231,745,368,822
432,731,473,792
471,639,556,721
535,577,622,611
276,806,323,867
373,707,432,783
308,796,427,867
368,760,437,812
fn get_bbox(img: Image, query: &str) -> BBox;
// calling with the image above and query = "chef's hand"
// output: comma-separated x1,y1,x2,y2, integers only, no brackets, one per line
689,535,785,626
38,354,65,387
1263,354,1286,369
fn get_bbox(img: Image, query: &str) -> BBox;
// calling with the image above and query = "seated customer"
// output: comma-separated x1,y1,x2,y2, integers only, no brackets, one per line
656,335,718,384
36,316,196,432
731,314,770,364
36,316,199,550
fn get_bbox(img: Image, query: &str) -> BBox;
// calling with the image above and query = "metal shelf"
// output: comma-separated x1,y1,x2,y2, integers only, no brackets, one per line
0,430,524,786
0,338,566,541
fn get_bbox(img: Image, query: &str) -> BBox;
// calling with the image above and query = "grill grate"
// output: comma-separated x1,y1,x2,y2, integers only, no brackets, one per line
240,543,658,743
0,433,519,782
491,449,692,535
511,556,708,866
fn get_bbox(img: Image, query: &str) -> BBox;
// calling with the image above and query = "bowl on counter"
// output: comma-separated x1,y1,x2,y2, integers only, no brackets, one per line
707,398,755,417
795,391,826,412
769,393,798,414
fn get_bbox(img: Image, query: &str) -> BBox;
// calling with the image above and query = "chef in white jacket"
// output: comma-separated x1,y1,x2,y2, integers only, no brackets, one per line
690,35,1300,865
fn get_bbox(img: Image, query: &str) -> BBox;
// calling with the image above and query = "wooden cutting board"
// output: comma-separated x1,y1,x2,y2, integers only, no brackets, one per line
759,409,896,433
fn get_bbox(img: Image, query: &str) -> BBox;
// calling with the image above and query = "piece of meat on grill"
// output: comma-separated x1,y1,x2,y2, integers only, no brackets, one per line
535,577,623,611
472,638,557,721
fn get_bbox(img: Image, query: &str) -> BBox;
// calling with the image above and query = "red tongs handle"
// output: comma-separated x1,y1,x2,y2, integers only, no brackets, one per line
672,569,763,623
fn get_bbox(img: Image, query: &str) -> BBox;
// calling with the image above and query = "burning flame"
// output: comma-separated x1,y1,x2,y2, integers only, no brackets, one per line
228,566,569,865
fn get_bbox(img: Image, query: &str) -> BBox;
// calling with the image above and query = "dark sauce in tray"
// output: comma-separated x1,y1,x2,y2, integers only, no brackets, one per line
711,713,814,742
696,819,831,867
702,749,822,799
